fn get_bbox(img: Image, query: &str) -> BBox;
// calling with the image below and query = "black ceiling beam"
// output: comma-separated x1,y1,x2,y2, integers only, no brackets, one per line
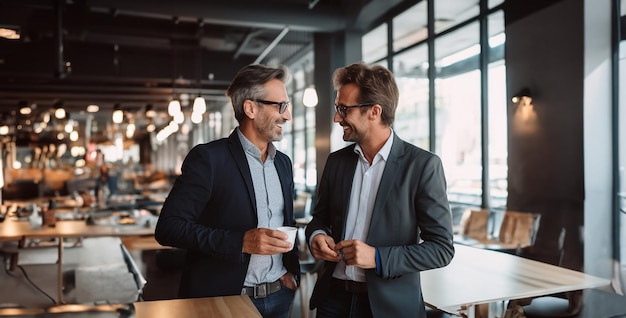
87,0,347,32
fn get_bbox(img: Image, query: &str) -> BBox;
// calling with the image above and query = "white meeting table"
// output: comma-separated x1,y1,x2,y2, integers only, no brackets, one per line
421,244,610,318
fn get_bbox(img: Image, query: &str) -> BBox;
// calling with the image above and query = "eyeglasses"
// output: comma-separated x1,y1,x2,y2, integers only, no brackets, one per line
334,103,374,118
254,99,290,114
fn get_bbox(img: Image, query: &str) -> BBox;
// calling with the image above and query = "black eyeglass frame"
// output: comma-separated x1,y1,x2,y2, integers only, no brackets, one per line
253,99,290,114
334,103,375,118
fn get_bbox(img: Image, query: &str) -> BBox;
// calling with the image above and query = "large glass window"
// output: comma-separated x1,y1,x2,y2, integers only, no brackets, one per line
362,2,507,209
435,0,479,34
394,45,430,150
488,62,507,208
392,2,427,53
362,24,388,64
487,10,507,208
618,0,626,288
435,22,482,206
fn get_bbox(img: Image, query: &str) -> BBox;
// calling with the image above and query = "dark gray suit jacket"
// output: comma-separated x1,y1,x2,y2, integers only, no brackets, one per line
305,134,454,317
155,130,300,298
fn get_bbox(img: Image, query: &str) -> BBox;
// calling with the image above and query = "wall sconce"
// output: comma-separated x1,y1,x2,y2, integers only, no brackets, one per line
511,87,538,135
511,87,532,106
112,103,124,124
303,87,318,107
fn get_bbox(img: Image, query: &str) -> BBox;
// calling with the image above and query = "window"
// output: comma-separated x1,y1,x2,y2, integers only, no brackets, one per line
393,45,430,150
362,24,388,64
362,1,508,209
618,0,626,284
435,22,482,206
393,2,427,53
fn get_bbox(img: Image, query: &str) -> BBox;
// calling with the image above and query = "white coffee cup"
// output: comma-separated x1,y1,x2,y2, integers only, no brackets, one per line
276,226,298,251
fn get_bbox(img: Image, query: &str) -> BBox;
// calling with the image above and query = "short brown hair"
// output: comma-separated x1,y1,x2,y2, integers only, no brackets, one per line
332,62,399,126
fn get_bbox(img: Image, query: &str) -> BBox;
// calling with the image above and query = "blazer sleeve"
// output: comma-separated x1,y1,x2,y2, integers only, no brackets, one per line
154,142,254,263
376,152,455,278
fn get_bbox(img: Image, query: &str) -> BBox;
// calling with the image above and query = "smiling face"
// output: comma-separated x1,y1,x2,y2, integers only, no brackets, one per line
334,83,371,143
254,78,292,143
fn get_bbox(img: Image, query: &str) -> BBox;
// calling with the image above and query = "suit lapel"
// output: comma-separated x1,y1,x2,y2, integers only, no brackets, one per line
369,135,405,234
275,154,294,223
227,131,257,216
339,146,359,239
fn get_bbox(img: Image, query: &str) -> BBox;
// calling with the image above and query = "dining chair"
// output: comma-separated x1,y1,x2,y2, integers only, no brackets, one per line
458,209,490,241
522,228,583,317
472,210,541,255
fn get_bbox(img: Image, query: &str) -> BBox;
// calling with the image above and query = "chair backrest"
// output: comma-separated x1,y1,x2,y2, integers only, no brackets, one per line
459,209,490,241
497,211,541,248
557,227,566,266
450,205,467,226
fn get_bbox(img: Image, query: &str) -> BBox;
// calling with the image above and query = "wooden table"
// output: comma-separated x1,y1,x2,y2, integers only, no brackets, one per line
0,219,155,303
421,244,611,318
133,295,261,318
0,295,262,317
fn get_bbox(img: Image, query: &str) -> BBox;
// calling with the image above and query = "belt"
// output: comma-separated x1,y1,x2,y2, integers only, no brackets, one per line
241,280,282,299
332,278,368,294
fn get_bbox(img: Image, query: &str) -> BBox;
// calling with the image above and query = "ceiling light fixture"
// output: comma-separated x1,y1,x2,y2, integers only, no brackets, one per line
112,104,124,124
19,101,32,115
193,95,206,114
303,87,318,107
168,99,181,116
145,104,156,118
87,104,99,113
53,101,66,119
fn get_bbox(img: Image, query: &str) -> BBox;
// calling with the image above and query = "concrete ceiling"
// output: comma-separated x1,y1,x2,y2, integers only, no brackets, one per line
0,0,415,144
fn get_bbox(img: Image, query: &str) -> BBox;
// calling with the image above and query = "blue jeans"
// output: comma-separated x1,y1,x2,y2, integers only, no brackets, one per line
248,281,295,318
316,282,372,318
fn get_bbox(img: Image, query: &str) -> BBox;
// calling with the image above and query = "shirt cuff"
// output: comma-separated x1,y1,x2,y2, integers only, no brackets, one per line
375,248,382,276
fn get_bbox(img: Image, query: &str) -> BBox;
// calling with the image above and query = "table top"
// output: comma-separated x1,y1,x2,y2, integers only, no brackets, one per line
0,295,261,317
133,295,261,318
421,244,610,313
0,219,154,240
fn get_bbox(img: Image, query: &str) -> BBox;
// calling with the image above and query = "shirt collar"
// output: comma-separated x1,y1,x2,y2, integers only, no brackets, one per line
236,127,276,160
354,129,394,162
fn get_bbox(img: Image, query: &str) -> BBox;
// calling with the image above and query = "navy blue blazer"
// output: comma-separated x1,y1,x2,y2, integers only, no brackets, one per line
155,130,300,298
305,134,454,317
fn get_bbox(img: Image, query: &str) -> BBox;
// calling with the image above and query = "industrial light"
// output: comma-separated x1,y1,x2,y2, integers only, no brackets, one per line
112,104,124,124
168,99,181,116
145,104,156,118
303,87,318,107
87,104,99,113
54,107,66,119
193,96,206,114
